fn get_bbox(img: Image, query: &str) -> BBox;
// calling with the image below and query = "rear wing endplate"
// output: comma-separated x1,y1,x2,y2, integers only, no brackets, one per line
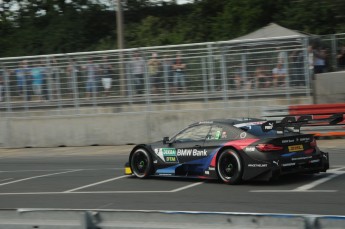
261,113,344,134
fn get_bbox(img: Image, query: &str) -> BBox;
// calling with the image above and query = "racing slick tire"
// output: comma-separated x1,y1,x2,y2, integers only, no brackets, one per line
217,149,243,184
130,148,153,179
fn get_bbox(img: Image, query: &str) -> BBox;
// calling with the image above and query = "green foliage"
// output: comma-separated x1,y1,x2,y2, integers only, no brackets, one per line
0,0,344,57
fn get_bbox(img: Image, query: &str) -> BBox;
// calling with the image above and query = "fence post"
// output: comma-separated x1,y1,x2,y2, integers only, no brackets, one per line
202,57,209,103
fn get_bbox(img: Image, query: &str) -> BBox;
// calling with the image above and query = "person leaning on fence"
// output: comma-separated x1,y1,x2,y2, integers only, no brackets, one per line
272,61,287,87
147,52,161,94
83,58,99,99
162,55,174,93
254,65,271,89
232,66,243,89
129,52,145,95
172,53,186,93
31,62,46,101
100,56,114,97
14,60,28,97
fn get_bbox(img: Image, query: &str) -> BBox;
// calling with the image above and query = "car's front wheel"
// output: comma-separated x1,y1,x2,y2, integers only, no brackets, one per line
217,149,243,184
130,148,153,178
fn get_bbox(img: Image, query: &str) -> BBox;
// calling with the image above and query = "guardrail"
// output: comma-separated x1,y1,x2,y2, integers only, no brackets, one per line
262,103,345,138
0,209,344,229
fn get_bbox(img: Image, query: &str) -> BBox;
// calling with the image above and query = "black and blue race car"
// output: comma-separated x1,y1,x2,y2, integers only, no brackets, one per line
125,115,342,184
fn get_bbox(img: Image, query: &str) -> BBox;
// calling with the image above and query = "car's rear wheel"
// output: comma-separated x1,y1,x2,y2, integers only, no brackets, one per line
130,148,153,178
217,149,243,184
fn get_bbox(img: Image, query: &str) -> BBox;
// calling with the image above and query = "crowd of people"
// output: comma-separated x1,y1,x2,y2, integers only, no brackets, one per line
128,52,187,96
0,44,345,103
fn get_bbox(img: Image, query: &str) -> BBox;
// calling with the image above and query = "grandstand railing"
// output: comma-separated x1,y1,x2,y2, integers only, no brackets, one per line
1,33,342,118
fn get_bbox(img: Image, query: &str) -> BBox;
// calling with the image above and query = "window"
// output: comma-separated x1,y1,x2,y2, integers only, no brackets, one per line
207,125,225,140
174,125,211,142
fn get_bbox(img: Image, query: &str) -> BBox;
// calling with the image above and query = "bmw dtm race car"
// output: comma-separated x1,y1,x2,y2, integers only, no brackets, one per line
125,114,343,184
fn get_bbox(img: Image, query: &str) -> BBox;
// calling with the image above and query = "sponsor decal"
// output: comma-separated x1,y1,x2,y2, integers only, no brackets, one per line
291,156,312,161
248,164,268,168
240,132,247,138
199,121,213,124
288,144,304,152
272,160,279,166
244,147,255,152
154,148,179,163
264,122,274,130
208,167,216,171
282,139,295,144
309,159,320,164
177,149,207,157
153,160,158,164
205,171,210,175
299,137,311,142
282,162,295,167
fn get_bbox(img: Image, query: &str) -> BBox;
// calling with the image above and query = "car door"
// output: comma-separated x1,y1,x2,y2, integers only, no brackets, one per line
170,124,211,164
203,124,236,154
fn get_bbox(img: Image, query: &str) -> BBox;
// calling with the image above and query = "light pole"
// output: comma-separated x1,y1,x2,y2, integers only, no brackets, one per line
116,0,125,96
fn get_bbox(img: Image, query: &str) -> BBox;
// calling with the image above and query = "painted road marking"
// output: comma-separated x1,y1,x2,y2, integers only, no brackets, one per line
0,170,82,187
63,175,129,193
0,168,122,173
251,166,345,193
0,179,204,195
171,182,204,192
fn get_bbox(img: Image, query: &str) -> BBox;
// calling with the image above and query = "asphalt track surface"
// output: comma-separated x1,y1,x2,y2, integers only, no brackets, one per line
0,140,344,216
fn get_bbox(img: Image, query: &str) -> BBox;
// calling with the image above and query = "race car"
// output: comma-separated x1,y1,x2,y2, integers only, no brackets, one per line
125,115,343,184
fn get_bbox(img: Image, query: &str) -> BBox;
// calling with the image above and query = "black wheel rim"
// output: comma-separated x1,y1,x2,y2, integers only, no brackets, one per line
132,151,148,175
219,153,238,180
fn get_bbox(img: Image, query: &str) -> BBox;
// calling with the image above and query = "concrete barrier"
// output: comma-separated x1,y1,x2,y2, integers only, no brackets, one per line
314,71,345,104
0,209,332,229
0,106,264,148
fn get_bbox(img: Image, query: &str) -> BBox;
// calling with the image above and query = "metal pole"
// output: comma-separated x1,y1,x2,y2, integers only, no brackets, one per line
116,0,125,96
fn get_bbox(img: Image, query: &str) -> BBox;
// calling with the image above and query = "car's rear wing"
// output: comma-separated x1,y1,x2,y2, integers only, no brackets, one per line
261,113,344,134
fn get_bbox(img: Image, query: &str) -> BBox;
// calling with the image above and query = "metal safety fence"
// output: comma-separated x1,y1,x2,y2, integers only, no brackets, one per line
0,33,343,118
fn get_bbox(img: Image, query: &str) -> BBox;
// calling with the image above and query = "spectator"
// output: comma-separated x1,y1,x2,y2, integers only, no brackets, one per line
289,50,304,86
147,52,161,94
83,58,99,99
129,52,145,95
232,65,243,89
272,62,287,87
49,57,60,100
172,53,186,93
66,59,80,97
254,65,271,88
337,45,345,70
31,62,45,101
100,56,114,96
161,54,174,93
313,47,326,74
14,60,28,97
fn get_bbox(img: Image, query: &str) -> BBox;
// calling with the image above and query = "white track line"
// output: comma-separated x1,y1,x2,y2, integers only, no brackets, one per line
0,191,172,195
63,175,129,193
0,170,82,187
293,171,345,192
170,182,204,192
251,166,345,193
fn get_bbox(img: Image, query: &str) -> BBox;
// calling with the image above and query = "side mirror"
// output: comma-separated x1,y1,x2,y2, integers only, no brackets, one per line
163,137,170,144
